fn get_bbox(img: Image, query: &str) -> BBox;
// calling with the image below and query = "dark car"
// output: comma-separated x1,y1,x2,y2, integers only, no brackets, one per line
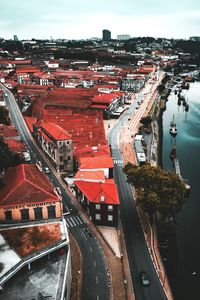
140,271,150,286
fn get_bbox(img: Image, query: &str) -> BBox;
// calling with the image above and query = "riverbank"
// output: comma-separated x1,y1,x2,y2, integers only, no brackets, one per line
154,80,179,298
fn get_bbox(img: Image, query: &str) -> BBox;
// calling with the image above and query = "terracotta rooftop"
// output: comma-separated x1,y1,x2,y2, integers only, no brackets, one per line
75,170,105,182
79,155,114,169
39,121,71,141
41,108,107,150
31,89,95,118
74,144,110,160
24,116,37,132
75,179,119,205
5,139,25,152
92,93,119,104
0,124,19,138
0,164,60,207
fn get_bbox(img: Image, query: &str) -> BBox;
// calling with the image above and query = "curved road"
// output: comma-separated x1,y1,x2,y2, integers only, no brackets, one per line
1,84,109,300
108,92,167,300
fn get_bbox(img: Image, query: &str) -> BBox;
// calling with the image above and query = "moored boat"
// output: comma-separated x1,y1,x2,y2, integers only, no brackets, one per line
169,114,177,137
170,145,176,159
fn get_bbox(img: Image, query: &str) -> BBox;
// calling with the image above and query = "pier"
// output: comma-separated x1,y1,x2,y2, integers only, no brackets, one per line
173,158,190,195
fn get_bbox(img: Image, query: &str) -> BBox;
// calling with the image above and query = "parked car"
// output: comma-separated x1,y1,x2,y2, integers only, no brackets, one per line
140,271,150,286
43,167,50,174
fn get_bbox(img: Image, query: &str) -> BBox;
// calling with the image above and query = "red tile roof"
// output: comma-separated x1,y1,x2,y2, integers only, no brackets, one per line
31,88,95,118
40,121,71,141
5,140,25,152
24,116,37,132
0,124,19,138
90,104,108,109
75,179,119,205
74,145,110,160
92,93,118,104
0,164,60,207
12,60,32,65
16,67,39,74
41,108,107,150
75,170,105,182
80,155,114,169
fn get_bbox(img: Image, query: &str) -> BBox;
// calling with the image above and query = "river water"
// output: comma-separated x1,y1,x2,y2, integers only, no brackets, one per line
162,82,200,300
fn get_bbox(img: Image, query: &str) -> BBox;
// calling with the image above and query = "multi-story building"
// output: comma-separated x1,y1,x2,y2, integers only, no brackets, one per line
33,121,73,172
0,164,63,222
121,75,146,92
74,170,119,227
102,29,111,41
117,34,131,40
0,163,71,299
74,154,119,227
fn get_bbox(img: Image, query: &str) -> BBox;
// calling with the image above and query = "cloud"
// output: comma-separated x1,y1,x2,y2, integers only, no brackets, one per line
1,0,200,39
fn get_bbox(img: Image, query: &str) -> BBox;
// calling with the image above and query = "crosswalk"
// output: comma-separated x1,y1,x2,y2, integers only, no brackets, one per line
113,159,124,166
65,215,84,228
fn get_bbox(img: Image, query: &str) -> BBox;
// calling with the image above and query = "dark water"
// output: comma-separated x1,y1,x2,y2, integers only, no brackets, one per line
162,82,200,300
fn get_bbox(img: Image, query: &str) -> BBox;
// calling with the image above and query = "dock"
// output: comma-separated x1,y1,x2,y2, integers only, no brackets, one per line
173,158,190,195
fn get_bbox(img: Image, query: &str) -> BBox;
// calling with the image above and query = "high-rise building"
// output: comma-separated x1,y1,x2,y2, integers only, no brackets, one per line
117,34,131,41
102,29,111,41
13,35,18,41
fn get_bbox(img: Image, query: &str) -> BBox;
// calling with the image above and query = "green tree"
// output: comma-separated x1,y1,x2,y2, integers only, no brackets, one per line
140,116,152,128
0,106,10,125
0,139,13,171
0,139,24,172
123,162,186,219
157,84,165,93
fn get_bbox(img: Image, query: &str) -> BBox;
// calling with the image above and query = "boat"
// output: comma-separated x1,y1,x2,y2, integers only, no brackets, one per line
170,126,177,137
177,99,181,106
185,104,189,112
185,99,189,112
182,100,186,107
181,81,190,90
170,145,176,159
169,115,177,137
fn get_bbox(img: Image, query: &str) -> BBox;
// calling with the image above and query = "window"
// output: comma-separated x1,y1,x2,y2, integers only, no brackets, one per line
21,209,30,220
67,156,71,160
59,156,63,161
95,214,101,220
34,207,43,220
95,204,100,210
47,206,56,218
100,196,105,202
5,211,12,220
108,205,113,211
108,215,113,222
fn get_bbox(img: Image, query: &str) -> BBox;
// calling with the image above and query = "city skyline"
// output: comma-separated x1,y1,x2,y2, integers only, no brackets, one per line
1,0,200,40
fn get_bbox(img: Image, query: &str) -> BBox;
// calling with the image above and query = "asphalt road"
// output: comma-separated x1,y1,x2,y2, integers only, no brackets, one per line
108,97,167,300
1,85,110,300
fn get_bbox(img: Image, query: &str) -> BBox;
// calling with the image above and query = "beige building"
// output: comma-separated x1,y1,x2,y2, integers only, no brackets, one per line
0,164,63,222
33,121,73,172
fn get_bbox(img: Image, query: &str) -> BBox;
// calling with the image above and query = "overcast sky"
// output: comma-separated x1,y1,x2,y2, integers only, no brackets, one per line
1,0,200,40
